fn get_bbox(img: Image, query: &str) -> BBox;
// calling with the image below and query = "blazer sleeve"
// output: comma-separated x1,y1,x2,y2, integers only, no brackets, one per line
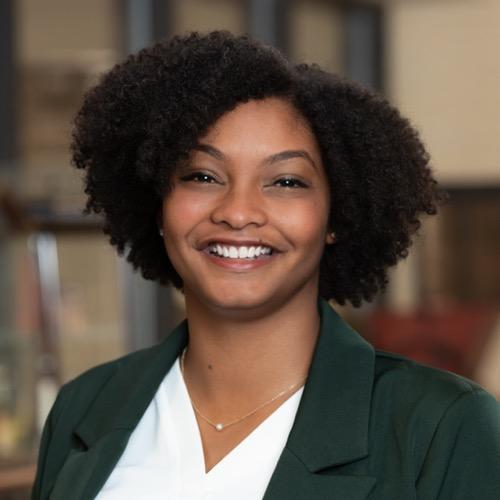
416,388,500,499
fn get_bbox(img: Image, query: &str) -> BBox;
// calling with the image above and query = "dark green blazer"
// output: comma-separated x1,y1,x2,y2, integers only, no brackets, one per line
32,298,500,499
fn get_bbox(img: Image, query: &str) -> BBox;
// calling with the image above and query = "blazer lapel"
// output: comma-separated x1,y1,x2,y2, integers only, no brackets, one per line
263,449,376,500
48,429,131,500
263,298,377,500
49,320,189,500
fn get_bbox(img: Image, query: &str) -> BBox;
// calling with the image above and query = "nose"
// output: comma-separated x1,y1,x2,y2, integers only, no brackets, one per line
210,184,268,229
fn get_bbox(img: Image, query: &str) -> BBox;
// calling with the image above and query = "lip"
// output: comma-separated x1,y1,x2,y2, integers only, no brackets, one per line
197,237,280,252
201,247,278,271
197,237,282,272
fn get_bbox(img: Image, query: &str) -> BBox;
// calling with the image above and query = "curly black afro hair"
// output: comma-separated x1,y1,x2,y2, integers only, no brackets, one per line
71,30,447,307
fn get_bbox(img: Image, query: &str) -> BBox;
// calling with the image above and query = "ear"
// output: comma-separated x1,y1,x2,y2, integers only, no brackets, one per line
325,230,336,245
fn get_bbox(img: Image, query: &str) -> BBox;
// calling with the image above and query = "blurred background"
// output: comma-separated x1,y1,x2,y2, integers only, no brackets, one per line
0,0,499,496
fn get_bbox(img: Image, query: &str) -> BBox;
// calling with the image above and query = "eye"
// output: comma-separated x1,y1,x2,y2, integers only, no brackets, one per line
273,177,308,189
180,172,218,184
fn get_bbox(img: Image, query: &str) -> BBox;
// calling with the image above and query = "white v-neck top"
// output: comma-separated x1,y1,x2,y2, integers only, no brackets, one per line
95,356,304,500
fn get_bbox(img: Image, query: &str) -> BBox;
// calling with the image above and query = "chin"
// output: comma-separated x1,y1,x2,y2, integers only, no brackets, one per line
211,294,270,310
200,286,281,312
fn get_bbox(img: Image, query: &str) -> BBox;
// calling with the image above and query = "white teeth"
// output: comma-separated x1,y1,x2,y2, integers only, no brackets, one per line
208,244,273,259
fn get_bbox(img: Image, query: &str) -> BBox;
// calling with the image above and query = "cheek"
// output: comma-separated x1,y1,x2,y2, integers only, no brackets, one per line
162,190,207,237
274,198,329,249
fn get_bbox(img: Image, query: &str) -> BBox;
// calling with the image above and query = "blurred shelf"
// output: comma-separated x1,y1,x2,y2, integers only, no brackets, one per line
0,463,35,492
1,182,103,233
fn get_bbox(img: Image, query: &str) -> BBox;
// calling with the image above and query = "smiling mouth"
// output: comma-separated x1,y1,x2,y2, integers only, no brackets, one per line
203,244,274,260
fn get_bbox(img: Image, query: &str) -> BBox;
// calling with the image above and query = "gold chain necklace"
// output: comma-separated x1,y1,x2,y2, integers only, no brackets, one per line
180,347,308,432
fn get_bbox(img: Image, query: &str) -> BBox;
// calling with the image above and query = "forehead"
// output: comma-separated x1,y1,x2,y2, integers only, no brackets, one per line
196,98,319,153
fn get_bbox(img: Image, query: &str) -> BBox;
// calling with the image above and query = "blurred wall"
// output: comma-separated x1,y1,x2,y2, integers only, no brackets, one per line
17,0,120,59
387,0,500,185
289,0,344,72
174,0,244,33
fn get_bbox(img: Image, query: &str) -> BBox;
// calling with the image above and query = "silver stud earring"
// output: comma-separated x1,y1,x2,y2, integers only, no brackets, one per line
159,228,164,237
329,232,336,243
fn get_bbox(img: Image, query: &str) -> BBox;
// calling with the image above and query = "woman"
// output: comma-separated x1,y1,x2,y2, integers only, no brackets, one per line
32,31,500,499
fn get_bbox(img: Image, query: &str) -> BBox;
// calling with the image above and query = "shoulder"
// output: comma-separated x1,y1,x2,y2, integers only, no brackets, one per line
32,345,164,499
373,349,485,399
372,348,498,423
370,350,500,482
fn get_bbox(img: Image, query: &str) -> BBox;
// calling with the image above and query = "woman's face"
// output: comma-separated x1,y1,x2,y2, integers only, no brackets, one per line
160,97,333,315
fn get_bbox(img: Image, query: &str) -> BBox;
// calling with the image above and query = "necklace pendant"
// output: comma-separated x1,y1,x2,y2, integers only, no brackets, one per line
215,423,224,431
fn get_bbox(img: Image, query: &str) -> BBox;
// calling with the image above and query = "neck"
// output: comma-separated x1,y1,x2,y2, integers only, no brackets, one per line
180,289,321,419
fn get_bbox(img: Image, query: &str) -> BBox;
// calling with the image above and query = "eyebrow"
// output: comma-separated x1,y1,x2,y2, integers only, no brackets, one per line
193,143,317,171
